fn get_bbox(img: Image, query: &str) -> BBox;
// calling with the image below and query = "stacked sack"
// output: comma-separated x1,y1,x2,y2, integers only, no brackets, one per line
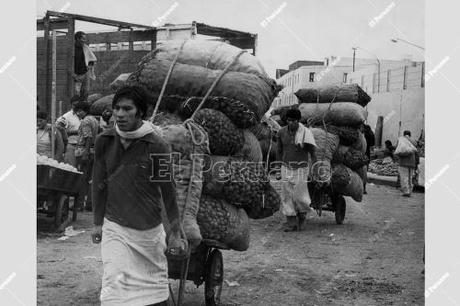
131,40,281,251
295,84,371,203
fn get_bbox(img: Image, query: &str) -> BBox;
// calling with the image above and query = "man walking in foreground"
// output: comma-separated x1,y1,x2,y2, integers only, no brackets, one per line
91,85,187,305
276,109,317,232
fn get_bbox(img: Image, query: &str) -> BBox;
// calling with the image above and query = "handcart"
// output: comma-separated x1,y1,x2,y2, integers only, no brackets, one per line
167,239,229,306
308,181,346,224
37,164,84,231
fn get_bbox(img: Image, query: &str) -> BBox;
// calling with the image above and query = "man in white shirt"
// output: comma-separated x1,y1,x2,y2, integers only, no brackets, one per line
56,96,81,166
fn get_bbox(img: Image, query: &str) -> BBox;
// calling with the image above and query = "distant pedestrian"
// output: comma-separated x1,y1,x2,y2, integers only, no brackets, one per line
73,31,97,100
74,101,99,211
362,124,375,194
384,140,395,160
56,96,82,167
276,109,317,232
395,130,419,197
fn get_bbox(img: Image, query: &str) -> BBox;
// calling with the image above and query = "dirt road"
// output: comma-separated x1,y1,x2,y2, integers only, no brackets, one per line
37,183,424,306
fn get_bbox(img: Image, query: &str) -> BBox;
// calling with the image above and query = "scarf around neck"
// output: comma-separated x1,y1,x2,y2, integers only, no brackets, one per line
115,120,157,149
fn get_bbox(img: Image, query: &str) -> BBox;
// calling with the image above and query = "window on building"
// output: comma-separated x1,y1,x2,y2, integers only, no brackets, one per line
361,75,364,88
421,62,425,88
343,73,348,83
403,66,408,90
386,70,391,92
309,72,315,82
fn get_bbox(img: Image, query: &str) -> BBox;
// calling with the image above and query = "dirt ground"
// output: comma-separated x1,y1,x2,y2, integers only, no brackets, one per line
37,183,424,306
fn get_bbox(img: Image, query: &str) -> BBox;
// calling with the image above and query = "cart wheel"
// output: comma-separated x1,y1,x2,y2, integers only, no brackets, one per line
55,195,70,232
205,249,223,306
334,195,346,225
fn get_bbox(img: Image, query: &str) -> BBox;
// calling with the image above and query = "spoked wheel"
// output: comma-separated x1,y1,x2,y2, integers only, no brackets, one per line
333,195,346,225
55,194,70,232
205,249,223,306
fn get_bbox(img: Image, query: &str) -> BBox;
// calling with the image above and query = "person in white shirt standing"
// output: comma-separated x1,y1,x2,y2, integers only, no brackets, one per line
56,96,81,167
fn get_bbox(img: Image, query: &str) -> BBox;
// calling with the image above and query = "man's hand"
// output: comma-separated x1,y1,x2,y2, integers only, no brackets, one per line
91,225,102,244
166,225,188,259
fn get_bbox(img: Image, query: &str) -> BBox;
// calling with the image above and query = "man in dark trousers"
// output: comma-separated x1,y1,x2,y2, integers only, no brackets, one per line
363,124,375,194
73,31,97,99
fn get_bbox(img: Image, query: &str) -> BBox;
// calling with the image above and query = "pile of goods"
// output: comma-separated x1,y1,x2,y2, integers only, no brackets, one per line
368,158,399,176
294,83,371,203
37,154,81,173
129,40,281,251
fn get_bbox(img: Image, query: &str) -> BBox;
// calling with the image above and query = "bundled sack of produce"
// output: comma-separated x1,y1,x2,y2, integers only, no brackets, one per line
197,195,250,251
394,136,417,156
159,122,210,248
87,93,103,105
299,102,367,127
127,57,278,121
179,96,258,128
351,131,367,154
194,109,244,156
332,145,369,170
151,111,183,127
320,125,360,146
331,164,363,202
110,73,131,92
244,184,281,219
235,130,263,162
295,84,371,107
90,94,115,115
310,128,339,161
202,156,270,209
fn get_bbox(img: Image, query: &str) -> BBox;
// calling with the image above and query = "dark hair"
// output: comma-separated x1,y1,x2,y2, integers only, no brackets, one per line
385,140,393,146
37,111,48,120
112,85,152,119
73,101,91,113
285,109,301,121
75,31,86,40
70,95,82,104
403,130,411,137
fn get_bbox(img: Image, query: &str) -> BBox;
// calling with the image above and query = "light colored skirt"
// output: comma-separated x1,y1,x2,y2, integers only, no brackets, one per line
281,166,311,216
100,218,169,306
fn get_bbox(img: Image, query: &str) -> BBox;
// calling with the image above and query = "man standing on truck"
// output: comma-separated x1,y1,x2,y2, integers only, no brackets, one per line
276,109,317,232
74,31,97,99
91,85,187,306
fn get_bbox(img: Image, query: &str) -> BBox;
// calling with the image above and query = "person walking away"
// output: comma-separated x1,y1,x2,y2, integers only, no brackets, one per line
74,31,97,100
395,130,419,197
362,124,375,194
74,101,99,211
91,85,187,306
56,96,82,167
384,140,395,161
276,109,317,232
37,111,65,161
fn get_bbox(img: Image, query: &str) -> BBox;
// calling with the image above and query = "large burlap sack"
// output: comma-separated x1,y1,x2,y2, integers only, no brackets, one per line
320,125,360,146
332,165,363,202
311,128,340,161
110,73,131,92
152,111,183,127
87,93,103,105
244,184,281,219
127,58,276,120
179,96,259,128
197,195,250,251
160,123,210,248
394,136,417,156
235,130,263,162
299,102,366,127
202,156,269,208
294,84,371,107
351,131,367,154
90,94,114,115
194,109,244,156
332,145,369,170
151,40,270,81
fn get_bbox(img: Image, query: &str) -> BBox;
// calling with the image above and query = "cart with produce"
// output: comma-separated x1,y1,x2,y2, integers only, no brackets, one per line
37,155,84,231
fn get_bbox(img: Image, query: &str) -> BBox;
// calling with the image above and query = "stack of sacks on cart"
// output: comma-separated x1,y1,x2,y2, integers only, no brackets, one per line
266,84,371,203
126,40,282,251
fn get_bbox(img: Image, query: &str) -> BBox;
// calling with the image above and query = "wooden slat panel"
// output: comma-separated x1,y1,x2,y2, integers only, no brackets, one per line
37,18,69,31
86,30,156,45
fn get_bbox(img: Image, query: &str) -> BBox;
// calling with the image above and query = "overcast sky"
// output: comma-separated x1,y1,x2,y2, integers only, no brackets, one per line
37,0,425,77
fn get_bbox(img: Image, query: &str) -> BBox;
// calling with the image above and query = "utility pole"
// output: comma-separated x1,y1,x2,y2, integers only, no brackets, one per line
352,47,357,72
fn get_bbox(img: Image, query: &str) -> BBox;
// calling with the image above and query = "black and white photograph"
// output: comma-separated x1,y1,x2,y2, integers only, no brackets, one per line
2,0,460,305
